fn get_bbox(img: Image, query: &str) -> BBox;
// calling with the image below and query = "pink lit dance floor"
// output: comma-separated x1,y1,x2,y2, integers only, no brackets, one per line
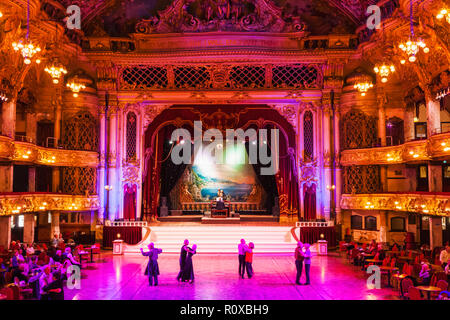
66,252,400,300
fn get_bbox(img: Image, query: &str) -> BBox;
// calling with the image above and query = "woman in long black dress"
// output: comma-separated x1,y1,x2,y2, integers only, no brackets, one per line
177,239,189,282
181,244,197,284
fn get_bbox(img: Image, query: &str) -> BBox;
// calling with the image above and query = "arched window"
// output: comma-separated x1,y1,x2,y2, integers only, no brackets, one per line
126,112,137,161
391,217,406,232
303,111,314,161
351,215,363,230
365,216,377,231
63,112,98,151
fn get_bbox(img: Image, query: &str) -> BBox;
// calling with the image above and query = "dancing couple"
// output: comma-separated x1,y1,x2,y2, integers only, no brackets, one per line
177,239,197,284
294,241,312,285
238,239,254,279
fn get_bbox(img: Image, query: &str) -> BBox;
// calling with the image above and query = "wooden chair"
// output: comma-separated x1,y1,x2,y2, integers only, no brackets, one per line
0,287,14,300
408,286,423,300
401,277,414,299
430,272,447,287
91,243,101,261
431,280,449,299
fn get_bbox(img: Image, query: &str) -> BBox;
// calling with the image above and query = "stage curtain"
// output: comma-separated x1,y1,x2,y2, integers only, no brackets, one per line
245,141,278,211
300,226,336,247
123,184,137,220
159,127,192,209
102,226,142,248
303,184,316,220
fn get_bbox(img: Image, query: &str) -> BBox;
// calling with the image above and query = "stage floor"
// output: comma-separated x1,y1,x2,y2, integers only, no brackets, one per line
66,252,399,300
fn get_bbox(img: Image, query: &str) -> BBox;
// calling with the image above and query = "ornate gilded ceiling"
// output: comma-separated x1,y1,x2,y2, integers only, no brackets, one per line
51,0,379,37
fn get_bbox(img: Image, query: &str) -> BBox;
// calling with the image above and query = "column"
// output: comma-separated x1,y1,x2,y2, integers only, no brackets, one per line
429,216,443,249
25,113,37,143
334,110,342,225
380,166,388,192
98,109,106,222
50,212,60,238
0,216,11,248
52,101,62,192
379,211,388,244
404,107,415,142
23,214,35,244
322,106,331,220
107,107,118,221
428,163,443,192
378,105,386,146
28,167,36,192
426,98,441,137
2,100,16,138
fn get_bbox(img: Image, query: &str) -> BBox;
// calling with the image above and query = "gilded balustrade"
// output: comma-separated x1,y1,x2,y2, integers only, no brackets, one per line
340,193,450,217
0,136,99,167
340,132,450,166
0,194,100,216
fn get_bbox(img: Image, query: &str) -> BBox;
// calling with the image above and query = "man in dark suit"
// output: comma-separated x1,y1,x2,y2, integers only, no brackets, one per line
177,239,189,282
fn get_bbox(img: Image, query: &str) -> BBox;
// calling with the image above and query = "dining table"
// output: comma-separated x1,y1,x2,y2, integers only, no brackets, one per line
416,285,442,300
379,266,399,287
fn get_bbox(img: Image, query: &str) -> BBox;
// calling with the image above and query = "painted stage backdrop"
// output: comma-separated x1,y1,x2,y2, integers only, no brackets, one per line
170,143,265,209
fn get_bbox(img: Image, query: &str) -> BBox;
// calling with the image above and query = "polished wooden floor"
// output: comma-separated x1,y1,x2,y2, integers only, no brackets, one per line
65,251,400,300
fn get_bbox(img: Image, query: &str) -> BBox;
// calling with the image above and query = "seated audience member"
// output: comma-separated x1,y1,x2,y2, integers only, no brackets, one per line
26,244,35,256
52,250,63,264
418,261,431,286
439,245,450,268
51,235,59,248
43,271,64,300
64,247,81,266
39,266,53,300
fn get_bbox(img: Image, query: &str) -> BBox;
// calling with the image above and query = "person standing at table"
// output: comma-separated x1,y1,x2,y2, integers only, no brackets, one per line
303,243,312,285
294,241,304,285
141,243,163,286
177,239,190,282
238,239,248,278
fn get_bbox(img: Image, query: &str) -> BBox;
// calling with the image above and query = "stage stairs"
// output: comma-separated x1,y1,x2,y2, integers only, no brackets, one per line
123,225,300,254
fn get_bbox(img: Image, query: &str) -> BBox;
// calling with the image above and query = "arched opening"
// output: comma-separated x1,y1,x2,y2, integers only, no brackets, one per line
142,105,298,220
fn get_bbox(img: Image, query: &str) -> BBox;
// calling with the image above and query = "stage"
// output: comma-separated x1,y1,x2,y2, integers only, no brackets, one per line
103,221,336,254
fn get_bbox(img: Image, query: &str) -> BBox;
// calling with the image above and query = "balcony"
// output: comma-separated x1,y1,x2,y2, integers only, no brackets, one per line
0,135,99,167
340,132,450,166
340,192,450,217
0,192,100,216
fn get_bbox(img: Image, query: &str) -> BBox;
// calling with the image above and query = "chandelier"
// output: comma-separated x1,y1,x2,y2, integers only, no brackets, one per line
354,82,373,96
374,64,395,83
398,0,429,63
436,9,450,24
66,78,86,97
45,59,67,84
0,92,8,102
12,0,41,65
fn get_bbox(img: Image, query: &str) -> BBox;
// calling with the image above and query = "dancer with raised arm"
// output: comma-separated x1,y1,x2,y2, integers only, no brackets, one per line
141,243,163,286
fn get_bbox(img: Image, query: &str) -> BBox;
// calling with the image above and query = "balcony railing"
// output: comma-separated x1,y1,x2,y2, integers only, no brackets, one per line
340,192,450,216
340,132,450,166
0,192,100,216
0,135,99,167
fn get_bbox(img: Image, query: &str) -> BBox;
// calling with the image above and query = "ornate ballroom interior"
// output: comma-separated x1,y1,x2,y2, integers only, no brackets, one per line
0,0,449,286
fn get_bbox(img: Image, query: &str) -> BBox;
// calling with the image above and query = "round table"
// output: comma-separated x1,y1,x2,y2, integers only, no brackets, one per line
391,274,408,293
0,294,6,300
416,286,442,300
379,266,399,287
366,259,383,264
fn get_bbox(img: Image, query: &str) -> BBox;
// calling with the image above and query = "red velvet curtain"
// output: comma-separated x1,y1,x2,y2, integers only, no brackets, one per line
123,184,137,220
300,226,336,247
303,184,316,220
102,226,142,248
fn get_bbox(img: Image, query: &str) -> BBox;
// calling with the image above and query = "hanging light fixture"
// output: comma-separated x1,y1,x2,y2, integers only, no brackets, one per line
354,81,374,96
12,0,41,65
45,59,67,84
66,77,86,97
436,8,450,24
374,64,396,83
398,0,429,62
